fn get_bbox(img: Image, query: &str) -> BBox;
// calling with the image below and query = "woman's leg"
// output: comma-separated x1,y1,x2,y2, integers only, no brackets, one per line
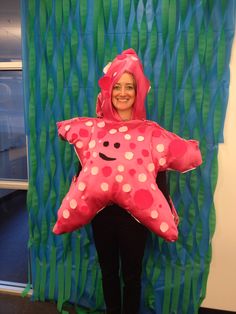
91,208,121,314
117,211,148,314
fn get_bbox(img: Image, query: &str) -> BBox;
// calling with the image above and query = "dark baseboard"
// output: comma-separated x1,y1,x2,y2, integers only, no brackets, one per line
199,307,236,314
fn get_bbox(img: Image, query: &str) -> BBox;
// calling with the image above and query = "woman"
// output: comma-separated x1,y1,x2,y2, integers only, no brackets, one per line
54,48,200,313
91,50,173,314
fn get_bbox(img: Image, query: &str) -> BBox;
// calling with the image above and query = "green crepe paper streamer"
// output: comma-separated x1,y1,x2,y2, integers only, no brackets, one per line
111,0,119,28
29,142,37,178
182,265,192,314
201,82,210,128
55,1,63,37
39,124,47,158
39,257,47,301
187,19,195,63
139,16,147,57
74,235,81,296
164,79,173,129
65,250,72,301
144,282,155,310
44,0,52,17
168,0,177,53
124,0,131,26
188,203,197,226
40,59,47,111
71,70,79,100
79,0,87,33
41,215,49,245
57,55,64,103
150,21,158,65
50,153,56,178
89,261,98,299
131,18,139,53
71,28,79,61
78,257,90,298
29,44,36,81
48,77,55,107
95,271,104,309
172,102,181,134
195,78,204,116
46,29,54,64
49,117,56,142
63,0,70,27
162,261,172,314
71,0,77,13
213,96,222,144
146,87,154,117
28,91,36,135
170,264,182,313
102,0,110,29
57,261,65,312
39,0,47,40
211,152,218,198
33,257,41,301
157,61,166,122
183,77,192,119
49,245,57,300
161,0,169,45
180,0,188,22
192,263,202,314
176,35,185,89
97,7,105,71
81,46,88,87
64,41,71,83
205,26,214,73
198,22,206,65
63,93,71,120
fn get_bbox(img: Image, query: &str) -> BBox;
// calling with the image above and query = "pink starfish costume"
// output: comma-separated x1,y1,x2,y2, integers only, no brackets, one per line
53,49,202,242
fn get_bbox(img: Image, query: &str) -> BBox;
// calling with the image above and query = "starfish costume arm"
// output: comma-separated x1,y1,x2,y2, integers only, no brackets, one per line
151,124,202,173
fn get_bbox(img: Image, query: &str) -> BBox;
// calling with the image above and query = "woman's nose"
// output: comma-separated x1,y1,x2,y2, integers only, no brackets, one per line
120,87,126,95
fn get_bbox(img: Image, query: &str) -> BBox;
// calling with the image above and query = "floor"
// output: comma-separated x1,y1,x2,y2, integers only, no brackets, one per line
0,292,234,314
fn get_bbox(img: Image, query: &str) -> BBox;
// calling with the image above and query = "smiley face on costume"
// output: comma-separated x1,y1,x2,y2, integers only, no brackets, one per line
99,140,121,161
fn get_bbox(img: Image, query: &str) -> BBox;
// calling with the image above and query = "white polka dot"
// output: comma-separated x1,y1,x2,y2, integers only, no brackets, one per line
151,210,158,219
125,152,134,160
109,129,117,134
137,136,145,142
138,173,147,182
148,163,155,172
63,209,70,219
91,167,99,175
113,72,117,77
131,56,138,61
124,134,131,140
101,182,109,191
103,62,112,74
119,126,128,133
93,152,98,158
117,165,125,172
156,144,164,152
89,140,96,149
70,199,77,209
85,121,93,127
76,141,83,149
151,184,156,190
65,125,71,131
78,182,86,191
84,167,88,172
97,121,105,128
159,158,166,166
115,175,123,182
160,222,169,233
122,184,131,192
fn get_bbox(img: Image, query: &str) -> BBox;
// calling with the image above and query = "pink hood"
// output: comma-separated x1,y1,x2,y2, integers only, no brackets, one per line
96,48,150,121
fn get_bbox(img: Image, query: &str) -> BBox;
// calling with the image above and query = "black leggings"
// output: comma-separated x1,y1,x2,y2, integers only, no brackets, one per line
92,205,148,314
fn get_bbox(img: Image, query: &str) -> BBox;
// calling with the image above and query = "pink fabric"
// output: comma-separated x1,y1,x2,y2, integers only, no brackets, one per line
53,49,202,241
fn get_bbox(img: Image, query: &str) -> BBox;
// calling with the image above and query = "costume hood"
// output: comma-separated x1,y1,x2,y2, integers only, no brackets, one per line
96,48,150,121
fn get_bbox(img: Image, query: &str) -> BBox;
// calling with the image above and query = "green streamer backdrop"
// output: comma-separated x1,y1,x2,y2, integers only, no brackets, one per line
21,0,236,313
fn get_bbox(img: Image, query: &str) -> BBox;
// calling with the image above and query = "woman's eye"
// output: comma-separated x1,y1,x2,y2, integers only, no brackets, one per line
113,85,120,90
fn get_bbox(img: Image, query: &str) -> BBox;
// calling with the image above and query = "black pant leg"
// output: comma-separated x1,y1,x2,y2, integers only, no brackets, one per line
117,212,148,314
91,208,122,314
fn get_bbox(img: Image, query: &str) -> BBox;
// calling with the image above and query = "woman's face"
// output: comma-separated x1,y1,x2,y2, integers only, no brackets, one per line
111,72,136,120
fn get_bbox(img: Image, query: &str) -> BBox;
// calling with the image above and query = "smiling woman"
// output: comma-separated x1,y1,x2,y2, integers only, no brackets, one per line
111,72,136,121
